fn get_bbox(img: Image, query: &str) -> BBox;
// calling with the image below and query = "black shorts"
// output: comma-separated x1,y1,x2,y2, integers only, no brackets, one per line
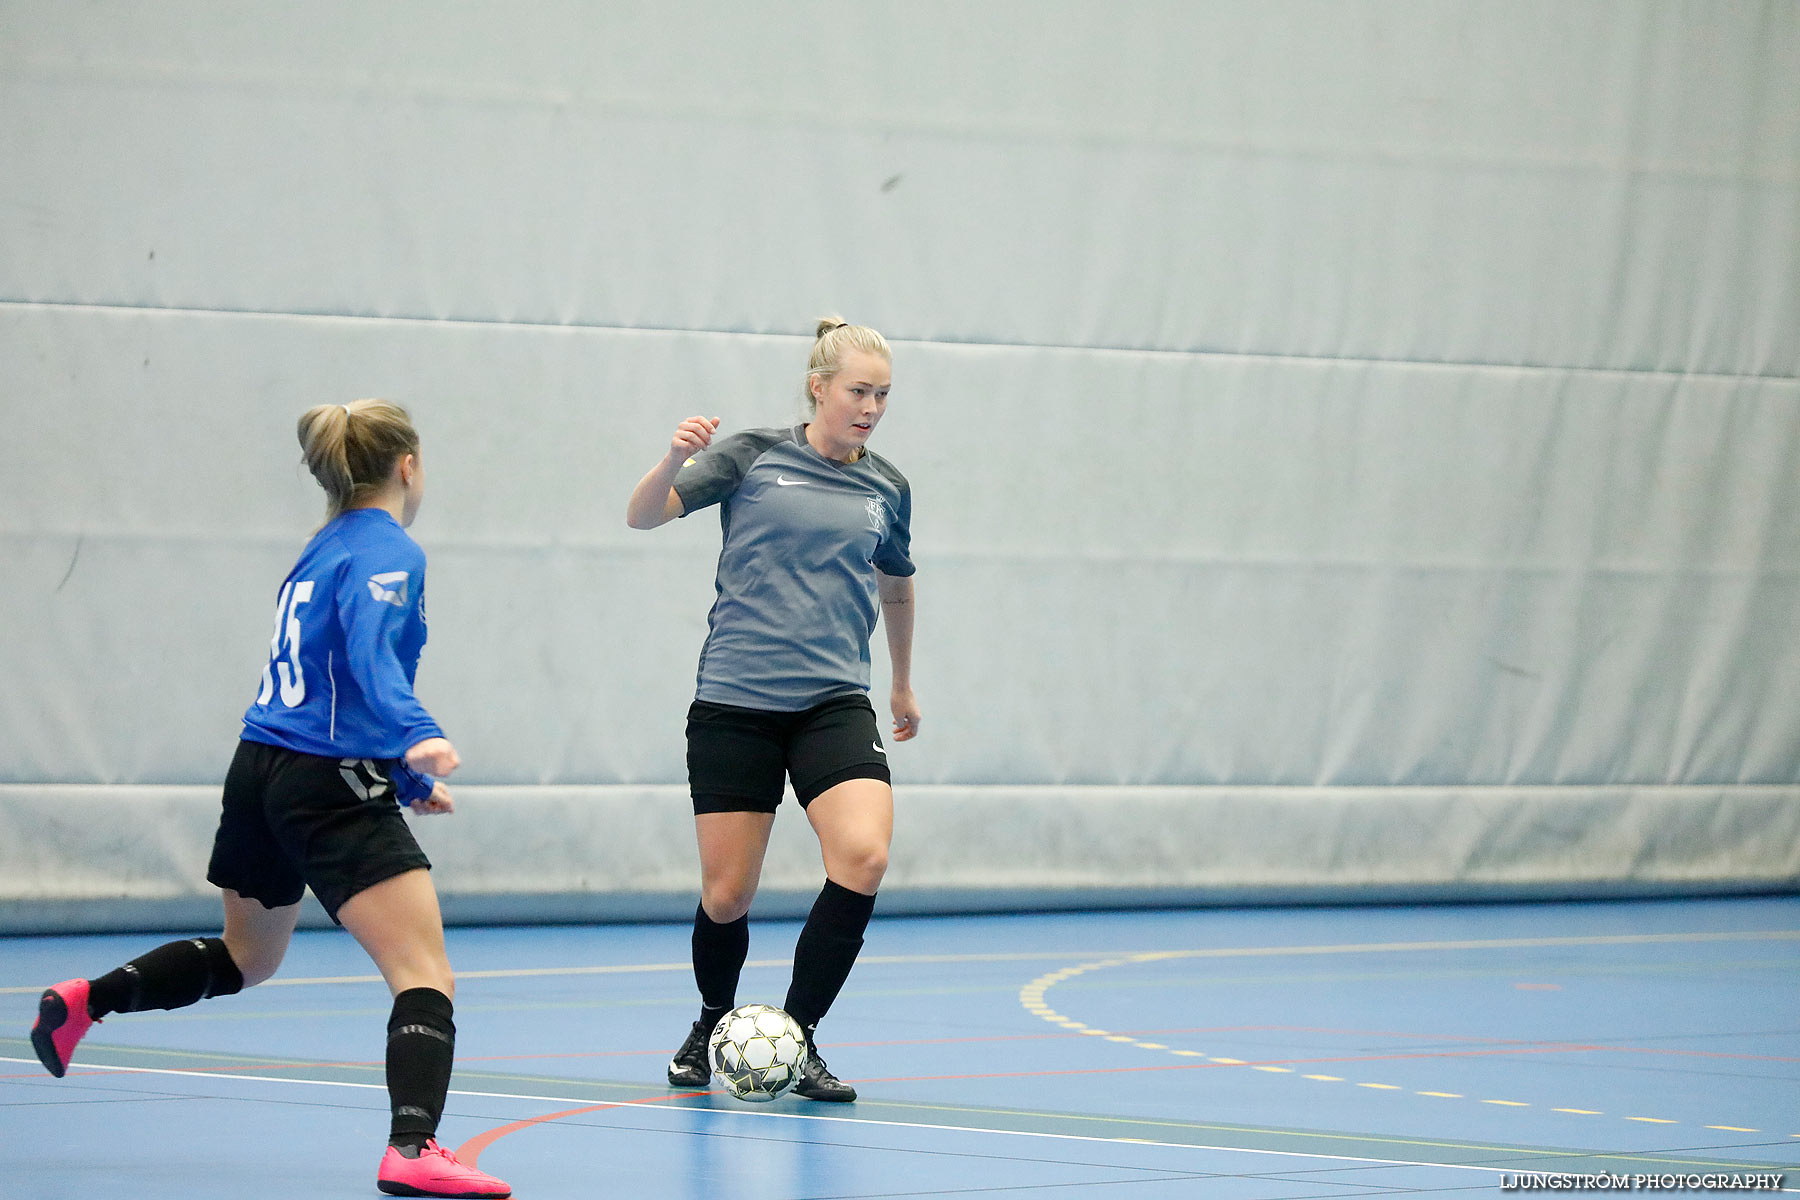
206,739,431,923
687,693,891,815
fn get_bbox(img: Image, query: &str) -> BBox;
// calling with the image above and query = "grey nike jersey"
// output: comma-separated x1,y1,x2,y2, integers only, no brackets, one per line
673,424,915,711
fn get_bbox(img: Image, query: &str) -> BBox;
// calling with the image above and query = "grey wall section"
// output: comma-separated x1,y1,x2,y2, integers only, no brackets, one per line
3,2,1797,929
4,782,1797,935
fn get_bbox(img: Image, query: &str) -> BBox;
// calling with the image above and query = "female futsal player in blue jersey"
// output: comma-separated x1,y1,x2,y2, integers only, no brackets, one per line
29,400,510,1199
627,317,920,1102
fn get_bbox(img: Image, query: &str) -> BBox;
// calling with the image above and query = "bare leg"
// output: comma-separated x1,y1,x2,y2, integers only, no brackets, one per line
336,868,470,1169
695,811,777,922
784,778,892,1101
667,811,778,1085
32,889,295,1079
336,868,454,999
220,889,301,987
804,778,893,895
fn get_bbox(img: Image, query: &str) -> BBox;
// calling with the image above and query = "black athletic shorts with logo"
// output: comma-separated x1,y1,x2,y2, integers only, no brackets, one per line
206,739,431,923
686,693,891,815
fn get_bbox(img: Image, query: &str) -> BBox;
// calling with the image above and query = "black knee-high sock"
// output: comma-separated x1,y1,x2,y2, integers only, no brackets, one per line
692,904,750,1030
386,987,455,1152
86,937,245,1019
784,880,876,1037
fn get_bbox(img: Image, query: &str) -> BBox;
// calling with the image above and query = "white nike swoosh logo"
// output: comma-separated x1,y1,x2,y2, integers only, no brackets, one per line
872,742,886,754
775,475,807,486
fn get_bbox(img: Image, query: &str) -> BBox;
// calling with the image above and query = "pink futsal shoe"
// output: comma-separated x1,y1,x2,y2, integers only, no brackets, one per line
377,1140,511,1198
31,978,96,1078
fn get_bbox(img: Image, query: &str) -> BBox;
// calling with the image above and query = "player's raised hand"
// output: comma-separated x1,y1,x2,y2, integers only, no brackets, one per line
405,736,460,777
670,416,721,460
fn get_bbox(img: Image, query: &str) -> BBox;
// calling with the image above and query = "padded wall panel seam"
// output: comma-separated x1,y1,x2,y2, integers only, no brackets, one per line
5,299,1797,385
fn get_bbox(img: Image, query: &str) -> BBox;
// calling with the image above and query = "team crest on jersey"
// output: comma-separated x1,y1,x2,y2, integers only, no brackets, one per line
367,571,409,606
864,495,887,533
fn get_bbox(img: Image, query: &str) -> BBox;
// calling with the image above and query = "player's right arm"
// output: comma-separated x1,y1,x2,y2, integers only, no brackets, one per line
626,415,720,530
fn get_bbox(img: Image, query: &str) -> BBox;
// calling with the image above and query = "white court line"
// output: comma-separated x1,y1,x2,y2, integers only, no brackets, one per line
7,1056,1793,1188
6,928,1795,994
0,1054,1503,1176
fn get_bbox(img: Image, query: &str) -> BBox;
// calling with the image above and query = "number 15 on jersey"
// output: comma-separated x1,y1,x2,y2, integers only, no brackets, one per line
257,580,315,708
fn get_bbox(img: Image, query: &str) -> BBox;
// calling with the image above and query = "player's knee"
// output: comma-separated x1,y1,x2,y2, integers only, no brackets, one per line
840,844,888,892
392,958,456,1001
702,884,756,923
425,966,456,1001
222,936,285,988
418,948,456,999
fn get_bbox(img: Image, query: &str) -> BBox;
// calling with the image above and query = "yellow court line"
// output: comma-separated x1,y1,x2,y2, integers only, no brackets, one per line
866,1095,1795,1172
1017,941,1788,1145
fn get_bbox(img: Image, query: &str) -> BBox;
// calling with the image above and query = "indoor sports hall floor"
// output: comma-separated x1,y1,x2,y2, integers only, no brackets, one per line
4,895,1797,1198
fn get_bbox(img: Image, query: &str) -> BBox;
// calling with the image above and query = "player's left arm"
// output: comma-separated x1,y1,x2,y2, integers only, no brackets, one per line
877,569,919,741
406,778,456,816
393,763,453,815
338,552,449,765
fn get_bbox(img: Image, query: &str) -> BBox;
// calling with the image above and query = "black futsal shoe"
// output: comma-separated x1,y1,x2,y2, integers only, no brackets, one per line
667,1020,712,1088
793,1043,857,1102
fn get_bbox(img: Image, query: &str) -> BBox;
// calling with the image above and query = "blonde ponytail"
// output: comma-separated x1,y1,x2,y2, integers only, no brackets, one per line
296,398,420,519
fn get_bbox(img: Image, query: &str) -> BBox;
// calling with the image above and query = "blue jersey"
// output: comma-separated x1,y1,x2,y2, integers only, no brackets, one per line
240,508,441,802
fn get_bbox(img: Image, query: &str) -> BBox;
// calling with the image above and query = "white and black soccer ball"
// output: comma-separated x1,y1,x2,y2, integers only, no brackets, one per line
707,1004,806,1102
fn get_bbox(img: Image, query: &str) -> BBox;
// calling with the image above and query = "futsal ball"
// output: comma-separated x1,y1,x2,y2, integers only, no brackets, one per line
707,1004,806,1102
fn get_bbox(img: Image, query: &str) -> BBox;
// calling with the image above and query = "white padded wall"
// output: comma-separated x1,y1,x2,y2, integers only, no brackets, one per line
3,2,1795,371
2,1,1796,921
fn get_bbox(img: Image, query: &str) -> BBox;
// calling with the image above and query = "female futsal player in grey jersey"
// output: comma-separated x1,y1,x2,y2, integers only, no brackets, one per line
626,317,920,1102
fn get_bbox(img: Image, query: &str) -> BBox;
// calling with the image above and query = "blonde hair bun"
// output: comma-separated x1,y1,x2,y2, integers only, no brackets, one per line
804,317,892,409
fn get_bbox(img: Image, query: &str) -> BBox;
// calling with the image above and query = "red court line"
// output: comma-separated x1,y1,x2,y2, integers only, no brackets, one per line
447,1048,668,1063
455,1091,707,1170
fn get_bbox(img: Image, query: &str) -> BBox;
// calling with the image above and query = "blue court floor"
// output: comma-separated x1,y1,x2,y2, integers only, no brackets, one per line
3,896,1798,1198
